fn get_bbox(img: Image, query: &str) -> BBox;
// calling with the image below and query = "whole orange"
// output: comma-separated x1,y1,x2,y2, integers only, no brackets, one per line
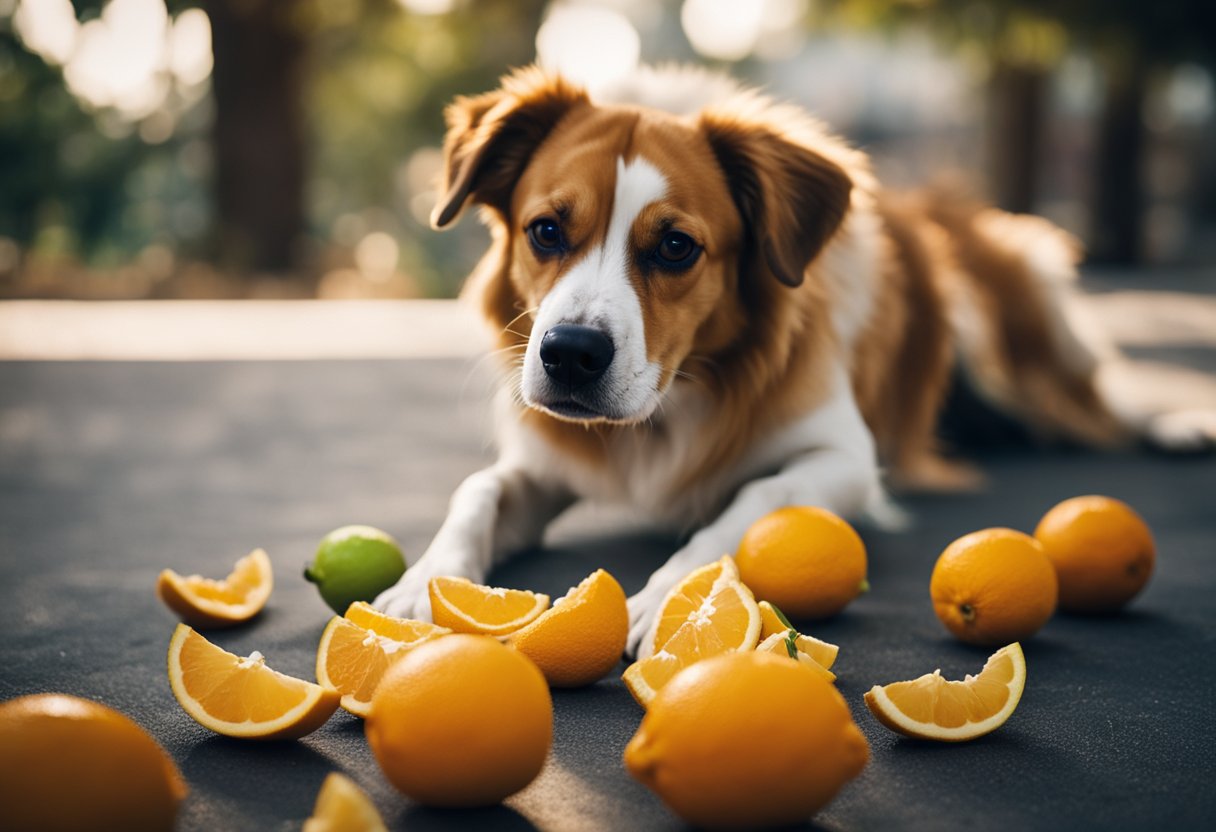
624,651,869,830
1034,495,1155,613
0,693,187,832
930,528,1058,645
735,506,868,619
365,634,551,807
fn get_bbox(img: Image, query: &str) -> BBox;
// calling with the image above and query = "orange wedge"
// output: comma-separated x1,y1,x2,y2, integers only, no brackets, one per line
508,569,629,687
343,601,451,643
167,624,339,739
428,576,550,636
316,613,450,716
650,555,739,652
755,630,837,683
156,548,272,628
757,600,839,670
863,643,1026,742
303,772,387,832
623,576,761,708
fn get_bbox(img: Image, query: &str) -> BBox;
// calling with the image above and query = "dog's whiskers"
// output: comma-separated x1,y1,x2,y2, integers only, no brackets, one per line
499,306,539,342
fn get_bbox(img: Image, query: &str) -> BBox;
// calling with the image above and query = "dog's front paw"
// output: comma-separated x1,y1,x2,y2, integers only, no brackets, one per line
373,556,483,622
1145,410,1216,453
625,586,667,661
373,567,434,621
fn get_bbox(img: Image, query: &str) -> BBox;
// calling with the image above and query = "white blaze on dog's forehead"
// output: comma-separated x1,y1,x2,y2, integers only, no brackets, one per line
521,155,668,421
539,155,667,315
607,155,667,253
563,154,666,309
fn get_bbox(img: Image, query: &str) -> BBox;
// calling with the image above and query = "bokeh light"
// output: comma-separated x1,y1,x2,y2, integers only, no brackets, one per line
396,0,456,15
536,2,641,92
12,0,77,65
680,0,807,63
13,0,212,121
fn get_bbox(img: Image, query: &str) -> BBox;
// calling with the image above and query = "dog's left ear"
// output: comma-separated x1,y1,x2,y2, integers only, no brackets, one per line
432,67,588,229
701,114,853,287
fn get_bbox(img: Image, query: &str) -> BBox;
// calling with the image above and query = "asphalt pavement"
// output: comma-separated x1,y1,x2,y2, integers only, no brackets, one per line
2,332,1214,830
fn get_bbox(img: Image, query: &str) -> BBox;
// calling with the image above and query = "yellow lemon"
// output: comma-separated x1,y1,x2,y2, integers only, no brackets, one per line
624,651,869,829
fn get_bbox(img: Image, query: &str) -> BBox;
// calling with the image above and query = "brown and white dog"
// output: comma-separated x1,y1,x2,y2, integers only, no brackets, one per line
375,66,1215,656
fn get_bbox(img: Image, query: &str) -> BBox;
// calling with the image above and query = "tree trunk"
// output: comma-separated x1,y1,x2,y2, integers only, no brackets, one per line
986,61,1047,215
1089,52,1149,265
204,0,306,275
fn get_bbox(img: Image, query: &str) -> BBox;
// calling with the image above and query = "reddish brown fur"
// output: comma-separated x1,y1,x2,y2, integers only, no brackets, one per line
922,192,1127,448
853,194,970,489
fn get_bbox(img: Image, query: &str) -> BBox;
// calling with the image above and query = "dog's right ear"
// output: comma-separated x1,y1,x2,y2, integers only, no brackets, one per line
431,67,588,229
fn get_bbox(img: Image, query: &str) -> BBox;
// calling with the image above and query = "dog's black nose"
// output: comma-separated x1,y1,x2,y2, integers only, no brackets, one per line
540,325,614,389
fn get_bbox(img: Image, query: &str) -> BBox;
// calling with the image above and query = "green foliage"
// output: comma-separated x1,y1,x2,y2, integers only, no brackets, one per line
303,0,548,293
1,4,211,264
0,24,145,255
3,0,548,291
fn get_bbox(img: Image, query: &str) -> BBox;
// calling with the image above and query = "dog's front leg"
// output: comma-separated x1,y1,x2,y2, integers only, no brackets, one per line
626,441,881,659
375,464,573,621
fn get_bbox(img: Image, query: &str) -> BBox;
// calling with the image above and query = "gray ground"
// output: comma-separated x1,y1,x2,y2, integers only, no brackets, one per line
2,279,1214,830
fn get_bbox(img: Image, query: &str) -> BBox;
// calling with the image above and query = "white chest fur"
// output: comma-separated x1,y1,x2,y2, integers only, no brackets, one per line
497,363,876,531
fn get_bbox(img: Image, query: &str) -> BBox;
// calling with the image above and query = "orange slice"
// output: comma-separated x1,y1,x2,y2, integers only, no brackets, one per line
316,614,450,716
167,624,339,739
508,569,629,687
623,576,761,708
156,548,272,628
757,601,839,670
343,601,451,643
755,630,837,683
302,772,387,832
650,555,739,652
863,643,1026,742
428,577,550,636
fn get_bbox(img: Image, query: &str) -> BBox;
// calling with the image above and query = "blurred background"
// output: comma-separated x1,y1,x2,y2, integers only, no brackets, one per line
1,0,1214,301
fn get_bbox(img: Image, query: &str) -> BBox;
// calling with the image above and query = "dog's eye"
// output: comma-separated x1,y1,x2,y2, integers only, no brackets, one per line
527,218,564,255
653,232,701,271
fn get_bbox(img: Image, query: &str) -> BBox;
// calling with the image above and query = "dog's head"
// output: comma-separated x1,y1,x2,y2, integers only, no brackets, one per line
432,66,854,425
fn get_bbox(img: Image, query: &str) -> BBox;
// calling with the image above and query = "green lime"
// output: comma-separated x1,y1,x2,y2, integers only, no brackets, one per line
304,525,407,614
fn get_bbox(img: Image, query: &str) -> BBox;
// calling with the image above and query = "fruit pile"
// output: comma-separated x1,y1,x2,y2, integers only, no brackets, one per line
0,494,1156,831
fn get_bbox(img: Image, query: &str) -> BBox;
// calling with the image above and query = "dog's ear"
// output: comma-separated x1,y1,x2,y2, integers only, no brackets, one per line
701,114,853,287
431,67,588,229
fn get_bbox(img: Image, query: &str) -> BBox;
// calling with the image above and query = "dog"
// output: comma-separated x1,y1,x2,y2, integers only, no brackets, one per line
375,65,1215,658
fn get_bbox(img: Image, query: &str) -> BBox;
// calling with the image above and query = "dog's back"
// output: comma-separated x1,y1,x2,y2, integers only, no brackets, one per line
854,185,1130,490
